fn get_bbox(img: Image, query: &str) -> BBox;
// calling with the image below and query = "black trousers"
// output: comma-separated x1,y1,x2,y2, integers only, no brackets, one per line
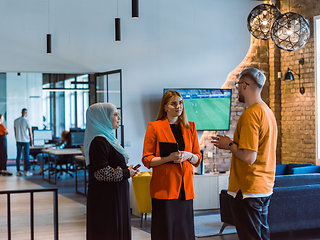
229,190,272,240
0,135,7,170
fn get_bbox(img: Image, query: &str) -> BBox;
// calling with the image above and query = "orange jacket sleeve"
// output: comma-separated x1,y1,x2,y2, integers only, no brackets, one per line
142,122,157,169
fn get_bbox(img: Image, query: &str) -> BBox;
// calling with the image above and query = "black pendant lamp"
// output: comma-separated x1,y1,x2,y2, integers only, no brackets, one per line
271,12,310,52
115,18,121,41
47,34,52,54
247,4,281,40
47,0,52,54
132,0,139,18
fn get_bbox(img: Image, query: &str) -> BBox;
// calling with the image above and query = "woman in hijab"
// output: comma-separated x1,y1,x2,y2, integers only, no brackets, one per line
84,103,139,240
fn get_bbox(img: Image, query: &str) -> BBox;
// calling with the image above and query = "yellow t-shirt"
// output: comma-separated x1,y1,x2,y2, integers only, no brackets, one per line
228,102,278,195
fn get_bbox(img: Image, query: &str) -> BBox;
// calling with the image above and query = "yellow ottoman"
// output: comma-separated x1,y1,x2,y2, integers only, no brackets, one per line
132,171,152,227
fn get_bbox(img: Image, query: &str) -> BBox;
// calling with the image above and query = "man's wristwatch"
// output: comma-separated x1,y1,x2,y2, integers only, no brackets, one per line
228,142,233,149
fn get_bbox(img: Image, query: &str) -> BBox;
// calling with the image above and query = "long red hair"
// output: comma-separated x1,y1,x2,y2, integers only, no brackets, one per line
156,90,190,129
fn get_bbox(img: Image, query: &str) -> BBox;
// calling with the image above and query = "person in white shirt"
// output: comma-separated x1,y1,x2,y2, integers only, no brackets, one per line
14,108,33,176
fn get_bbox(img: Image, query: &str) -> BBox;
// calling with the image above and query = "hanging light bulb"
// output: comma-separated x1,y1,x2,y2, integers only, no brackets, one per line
262,10,268,26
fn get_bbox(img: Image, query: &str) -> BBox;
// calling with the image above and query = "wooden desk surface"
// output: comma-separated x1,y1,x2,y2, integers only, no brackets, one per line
42,148,82,155
30,144,56,150
74,155,85,161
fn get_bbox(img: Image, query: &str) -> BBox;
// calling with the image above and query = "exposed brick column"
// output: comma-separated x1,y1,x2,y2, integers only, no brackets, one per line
279,0,316,164
200,36,270,172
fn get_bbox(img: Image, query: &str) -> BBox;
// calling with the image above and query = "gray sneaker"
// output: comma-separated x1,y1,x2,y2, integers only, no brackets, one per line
24,171,33,177
16,171,23,176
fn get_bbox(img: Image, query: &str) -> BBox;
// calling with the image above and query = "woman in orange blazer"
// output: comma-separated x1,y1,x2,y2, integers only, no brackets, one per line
142,90,202,240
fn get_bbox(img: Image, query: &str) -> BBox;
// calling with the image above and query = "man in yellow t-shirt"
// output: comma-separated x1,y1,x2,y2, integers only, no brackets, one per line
213,68,277,240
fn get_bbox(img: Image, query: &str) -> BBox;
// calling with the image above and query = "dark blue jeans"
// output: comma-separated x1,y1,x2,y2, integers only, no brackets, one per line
16,142,30,171
229,190,272,240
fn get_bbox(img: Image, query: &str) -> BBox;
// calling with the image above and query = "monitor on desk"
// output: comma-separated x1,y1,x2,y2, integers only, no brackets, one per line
33,130,52,146
33,130,53,140
70,130,85,146
33,139,45,147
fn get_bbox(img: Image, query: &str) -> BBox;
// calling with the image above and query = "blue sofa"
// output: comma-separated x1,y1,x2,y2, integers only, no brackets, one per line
219,164,320,234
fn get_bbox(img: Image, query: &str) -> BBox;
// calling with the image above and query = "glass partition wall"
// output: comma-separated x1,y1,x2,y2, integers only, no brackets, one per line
95,69,123,147
1,70,122,159
42,74,90,138
42,70,123,145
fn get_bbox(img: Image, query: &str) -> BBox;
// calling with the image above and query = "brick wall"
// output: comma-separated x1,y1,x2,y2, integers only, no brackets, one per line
200,36,270,173
277,0,317,164
201,0,319,173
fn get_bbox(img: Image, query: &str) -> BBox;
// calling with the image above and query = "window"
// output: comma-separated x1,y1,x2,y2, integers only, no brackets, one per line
95,70,123,146
42,74,89,138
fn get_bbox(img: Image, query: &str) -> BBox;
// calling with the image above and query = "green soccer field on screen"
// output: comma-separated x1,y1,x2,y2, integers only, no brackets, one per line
163,89,232,131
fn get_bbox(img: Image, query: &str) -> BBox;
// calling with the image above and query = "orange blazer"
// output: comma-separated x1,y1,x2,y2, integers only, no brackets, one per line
142,118,202,200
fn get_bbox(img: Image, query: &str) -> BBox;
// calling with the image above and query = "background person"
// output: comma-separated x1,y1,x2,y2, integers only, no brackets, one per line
35,130,70,175
14,108,33,176
84,102,138,240
212,68,277,240
56,130,70,149
0,114,12,176
142,90,202,240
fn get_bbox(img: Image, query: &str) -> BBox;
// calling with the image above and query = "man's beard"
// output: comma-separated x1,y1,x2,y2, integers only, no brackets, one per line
238,92,245,103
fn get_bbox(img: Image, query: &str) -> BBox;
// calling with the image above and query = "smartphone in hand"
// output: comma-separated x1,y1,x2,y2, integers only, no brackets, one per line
133,164,141,170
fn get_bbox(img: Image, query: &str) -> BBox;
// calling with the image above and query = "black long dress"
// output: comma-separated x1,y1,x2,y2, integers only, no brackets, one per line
87,136,131,240
151,124,195,240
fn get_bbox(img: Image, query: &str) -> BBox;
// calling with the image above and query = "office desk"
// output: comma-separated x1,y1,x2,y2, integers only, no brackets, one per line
30,144,55,170
74,155,88,196
42,148,82,184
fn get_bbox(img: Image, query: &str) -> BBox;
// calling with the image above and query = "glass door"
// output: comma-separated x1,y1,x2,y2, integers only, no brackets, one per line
95,69,123,147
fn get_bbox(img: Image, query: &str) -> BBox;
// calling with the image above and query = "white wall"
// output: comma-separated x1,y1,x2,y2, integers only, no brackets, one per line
0,0,261,168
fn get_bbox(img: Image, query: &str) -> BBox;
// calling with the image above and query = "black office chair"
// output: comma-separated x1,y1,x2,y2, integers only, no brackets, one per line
29,126,40,170
29,149,41,170
48,155,74,178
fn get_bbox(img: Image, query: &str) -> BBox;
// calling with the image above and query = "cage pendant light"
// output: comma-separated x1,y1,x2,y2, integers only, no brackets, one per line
247,4,281,40
271,12,310,51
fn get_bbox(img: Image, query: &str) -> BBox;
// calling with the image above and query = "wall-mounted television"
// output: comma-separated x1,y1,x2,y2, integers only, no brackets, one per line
164,88,232,131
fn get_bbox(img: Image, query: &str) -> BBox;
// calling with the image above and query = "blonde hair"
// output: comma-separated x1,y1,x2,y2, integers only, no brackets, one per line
156,90,190,129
